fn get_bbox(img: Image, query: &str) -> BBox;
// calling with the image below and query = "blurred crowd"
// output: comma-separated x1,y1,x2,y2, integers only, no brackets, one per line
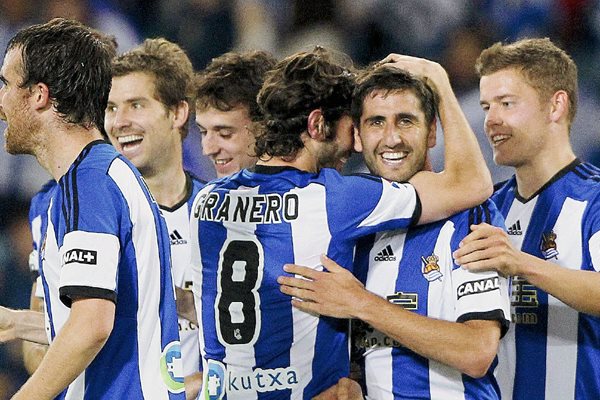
1,0,600,397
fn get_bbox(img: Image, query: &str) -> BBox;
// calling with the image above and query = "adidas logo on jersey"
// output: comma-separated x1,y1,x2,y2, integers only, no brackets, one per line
374,245,396,261
507,220,522,235
170,230,187,245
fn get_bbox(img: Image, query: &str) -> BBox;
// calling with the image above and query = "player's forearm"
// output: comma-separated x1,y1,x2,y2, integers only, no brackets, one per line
22,341,48,374
355,293,500,378
13,299,114,399
12,309,47,344
519,254,600,316
436,78,492,204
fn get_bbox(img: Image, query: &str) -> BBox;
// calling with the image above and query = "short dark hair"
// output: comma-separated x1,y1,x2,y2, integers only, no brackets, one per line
351,64,438,127
475,37,578,125
194,50,277,121
255,47,355,159
112,38,195,137
7,18,115,135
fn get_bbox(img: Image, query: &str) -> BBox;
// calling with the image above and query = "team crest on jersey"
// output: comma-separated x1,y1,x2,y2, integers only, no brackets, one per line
204,360,226,400
421,254,443,282
540,230,558,260
160,341,185,394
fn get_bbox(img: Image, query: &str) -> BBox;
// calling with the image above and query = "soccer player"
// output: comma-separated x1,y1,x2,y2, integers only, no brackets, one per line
0,19,183,399
453,38,600,399
279,62,511,399
194,50,277,178
105,38,204,399
190,47,492,399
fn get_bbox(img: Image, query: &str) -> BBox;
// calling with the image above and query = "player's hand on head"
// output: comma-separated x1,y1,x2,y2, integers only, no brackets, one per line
453,223,521,277
378,54,448,92
278,254,365,319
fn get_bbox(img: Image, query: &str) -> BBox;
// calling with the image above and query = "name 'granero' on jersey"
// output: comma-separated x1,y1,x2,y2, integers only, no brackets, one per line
193,192,299,224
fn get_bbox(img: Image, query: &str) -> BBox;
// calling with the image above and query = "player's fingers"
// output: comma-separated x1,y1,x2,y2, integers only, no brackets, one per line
454,247,491,266
277,275,314,290
320,254,345,273
279,283,317,302
283,263,321,279
460,258,498,273
291,298,320,316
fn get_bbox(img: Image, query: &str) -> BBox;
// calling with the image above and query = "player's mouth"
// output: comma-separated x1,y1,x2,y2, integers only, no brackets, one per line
117,134,144,152
213,158,234,174
489,133,510,147
381,151,408,164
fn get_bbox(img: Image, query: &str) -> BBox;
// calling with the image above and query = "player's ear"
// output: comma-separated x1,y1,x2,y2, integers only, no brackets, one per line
427,117,437,149
307,109,326,141
29,82,51,111
549,90,568,124
172,100,189,130
353,125,363,153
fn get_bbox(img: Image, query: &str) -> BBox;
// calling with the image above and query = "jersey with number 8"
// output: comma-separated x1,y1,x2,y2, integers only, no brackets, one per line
190,166,421,400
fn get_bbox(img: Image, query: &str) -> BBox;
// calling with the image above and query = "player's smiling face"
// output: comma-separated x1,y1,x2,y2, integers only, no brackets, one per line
480,68,551,169
196,105,256,178
105,72,184,177
0,47,40,155
356,89,435,182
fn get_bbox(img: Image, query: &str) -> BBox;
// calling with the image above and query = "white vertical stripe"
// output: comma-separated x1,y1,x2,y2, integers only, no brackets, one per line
191,184,214,369
364,231,405,399
289,184,331,399
495,325,516,400
427,221,465,400
496,195,538,399
109,159,169,399
544,198,585,400
222,186,260,400
364,348,394,400
588,230,600,272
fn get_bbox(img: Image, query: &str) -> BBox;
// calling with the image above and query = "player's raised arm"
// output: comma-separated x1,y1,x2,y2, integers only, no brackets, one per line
380,55,492,225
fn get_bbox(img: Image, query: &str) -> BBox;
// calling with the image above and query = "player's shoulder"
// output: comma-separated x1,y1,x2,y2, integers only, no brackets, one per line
75,140,120,172
448,198,503,228
30,179,58,215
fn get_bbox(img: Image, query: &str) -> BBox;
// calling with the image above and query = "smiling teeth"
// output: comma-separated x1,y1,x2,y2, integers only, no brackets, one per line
382,152,407,161
117,134,143,144
492,135,509,144
214,159,230,165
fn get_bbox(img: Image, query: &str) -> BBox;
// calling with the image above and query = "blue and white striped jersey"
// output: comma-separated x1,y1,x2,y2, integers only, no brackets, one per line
161,173,204,376
493,160,600,400
29,179,57,300
40,141,185,400
190,165,421,400
353,200,510,400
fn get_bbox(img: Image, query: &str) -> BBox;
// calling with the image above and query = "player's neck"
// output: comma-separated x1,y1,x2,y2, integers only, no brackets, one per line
39,124,104,181
143,162,188,208
256,148,318,173
514,143,576,199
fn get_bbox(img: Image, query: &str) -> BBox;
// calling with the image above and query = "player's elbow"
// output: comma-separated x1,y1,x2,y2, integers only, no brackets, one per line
459,340,498,379
465,171,493,206
461,354,495,379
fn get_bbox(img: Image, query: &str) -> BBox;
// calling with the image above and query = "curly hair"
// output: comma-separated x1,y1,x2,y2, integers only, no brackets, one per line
8,18,115,135
194,51,277,121
475,37,578,126
351,64,438,127
255,47,356,159
111,38,194,137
